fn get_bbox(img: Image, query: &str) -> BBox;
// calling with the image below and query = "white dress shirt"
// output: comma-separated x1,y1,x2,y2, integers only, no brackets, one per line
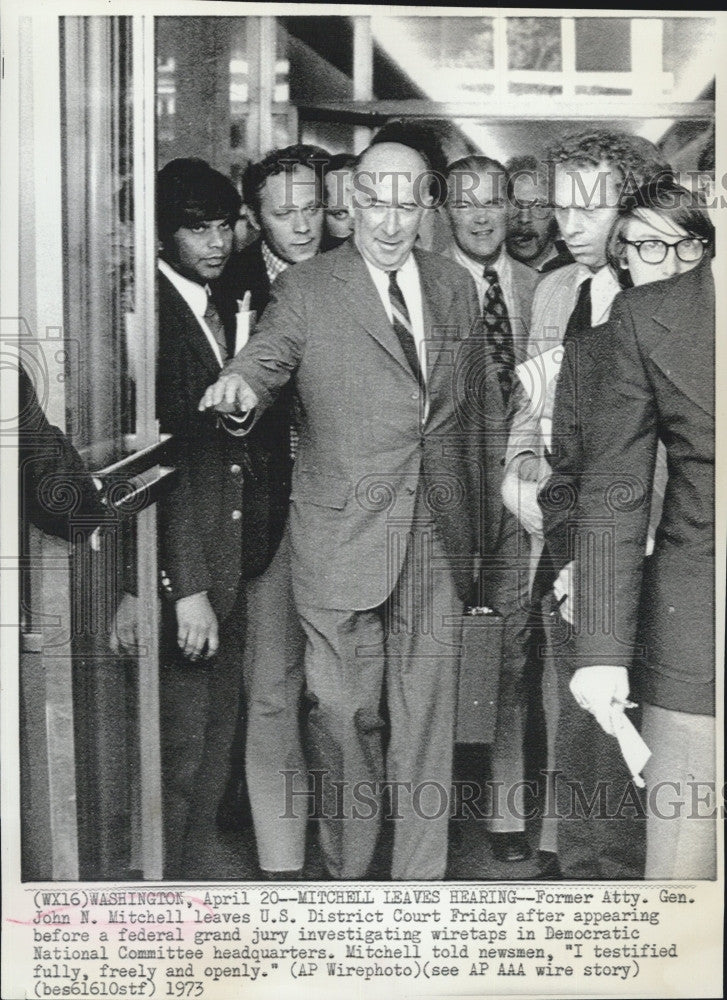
362,251,427,382
158,258,224,367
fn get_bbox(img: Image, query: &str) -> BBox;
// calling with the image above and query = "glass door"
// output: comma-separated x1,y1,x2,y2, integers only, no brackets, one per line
15,13,167,880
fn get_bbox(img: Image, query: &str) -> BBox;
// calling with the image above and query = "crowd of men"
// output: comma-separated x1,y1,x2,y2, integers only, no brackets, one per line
145,124,715,883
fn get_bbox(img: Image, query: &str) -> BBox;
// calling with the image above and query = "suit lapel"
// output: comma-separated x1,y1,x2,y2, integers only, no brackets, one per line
649,262,714,417
331,241,416,380
158,272,222,377
416,248,458,381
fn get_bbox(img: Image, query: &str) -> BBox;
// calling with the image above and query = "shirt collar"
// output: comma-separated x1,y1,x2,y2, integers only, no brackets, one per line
589,265,622,326
451,242,508,283
261,240,290,284
158,258,208,317
360,246,418,288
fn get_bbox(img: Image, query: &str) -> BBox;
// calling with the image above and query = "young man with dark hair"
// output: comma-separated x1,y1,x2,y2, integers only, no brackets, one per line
154,157,281,878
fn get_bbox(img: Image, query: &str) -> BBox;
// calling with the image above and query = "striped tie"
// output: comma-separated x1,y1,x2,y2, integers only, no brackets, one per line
388,270,424,389
483,267,514,403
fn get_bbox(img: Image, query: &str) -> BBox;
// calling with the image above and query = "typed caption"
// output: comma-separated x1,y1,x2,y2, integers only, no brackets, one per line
5,880,722,999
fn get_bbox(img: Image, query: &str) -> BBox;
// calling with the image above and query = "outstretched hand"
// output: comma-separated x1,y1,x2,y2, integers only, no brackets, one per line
199,373,259,414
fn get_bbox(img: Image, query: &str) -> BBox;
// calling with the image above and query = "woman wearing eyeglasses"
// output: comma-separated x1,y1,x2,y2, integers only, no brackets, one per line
541,177,716,879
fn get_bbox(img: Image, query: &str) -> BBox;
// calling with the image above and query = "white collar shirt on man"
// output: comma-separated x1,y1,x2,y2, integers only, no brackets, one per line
158,258,225,367
451,244,517,319
362,251,427,382
590,264,623,326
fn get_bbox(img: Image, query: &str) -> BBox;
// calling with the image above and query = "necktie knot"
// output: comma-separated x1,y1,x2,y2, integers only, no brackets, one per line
483,266,498,283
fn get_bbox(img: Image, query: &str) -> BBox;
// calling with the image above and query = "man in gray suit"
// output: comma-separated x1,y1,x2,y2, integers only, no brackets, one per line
442,155,540,864
200,142,505,880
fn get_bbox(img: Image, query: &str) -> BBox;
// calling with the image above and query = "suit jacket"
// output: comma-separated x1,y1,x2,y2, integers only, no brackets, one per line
222,239,507,610
218,238,271,320
569,261,715,715
19,366,106,540
156,272,278,621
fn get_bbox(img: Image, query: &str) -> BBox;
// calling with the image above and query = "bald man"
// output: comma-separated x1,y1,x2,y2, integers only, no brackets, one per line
199,143,505,880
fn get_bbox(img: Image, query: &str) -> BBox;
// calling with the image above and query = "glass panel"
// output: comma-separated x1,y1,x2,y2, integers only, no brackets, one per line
50,14,162,881
155,17,234,172
575,18,630,72
71,519,143,879
662,17,714,99
61,17,136,469
372,16,495,100
282,16,353,101
507,17,561,71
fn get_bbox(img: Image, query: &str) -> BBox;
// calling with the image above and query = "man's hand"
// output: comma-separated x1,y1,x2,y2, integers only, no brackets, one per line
553,560,574,624
110,592,140,655
176,591,219,661
198,373,259,414
501,470,543,538
570,665,630,736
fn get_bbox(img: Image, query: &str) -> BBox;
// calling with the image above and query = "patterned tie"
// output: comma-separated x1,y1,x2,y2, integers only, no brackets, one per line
204,288,228,363
482,267,514,403
388,270,424,389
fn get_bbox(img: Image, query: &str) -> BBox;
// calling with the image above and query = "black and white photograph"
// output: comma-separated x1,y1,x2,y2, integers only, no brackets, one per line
1,4,723,998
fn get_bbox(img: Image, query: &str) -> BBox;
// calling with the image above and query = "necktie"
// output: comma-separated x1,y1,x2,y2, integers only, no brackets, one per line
563,278,592,345
388,270,424,389
204,289,228,363
482,267,515,403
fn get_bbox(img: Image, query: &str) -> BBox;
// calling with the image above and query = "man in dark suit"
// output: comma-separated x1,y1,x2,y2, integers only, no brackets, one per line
566,259,716,879
200,142,506,880
214,145,327,876
155,158,279,878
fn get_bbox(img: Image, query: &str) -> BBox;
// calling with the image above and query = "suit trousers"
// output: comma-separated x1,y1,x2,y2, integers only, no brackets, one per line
243,528,308,872
641,703,716,880
160,590,248,880
486,514,532,833
296,495,464,880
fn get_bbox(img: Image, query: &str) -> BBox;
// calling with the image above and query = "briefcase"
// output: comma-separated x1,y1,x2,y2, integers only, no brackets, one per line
455,608,503,744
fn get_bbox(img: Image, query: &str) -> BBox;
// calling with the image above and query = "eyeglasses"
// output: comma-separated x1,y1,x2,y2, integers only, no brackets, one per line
511,199,552,220
621,237,708,264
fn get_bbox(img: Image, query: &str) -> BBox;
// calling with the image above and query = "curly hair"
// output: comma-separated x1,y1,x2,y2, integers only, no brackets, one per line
243,144,330,218
547,129,672,201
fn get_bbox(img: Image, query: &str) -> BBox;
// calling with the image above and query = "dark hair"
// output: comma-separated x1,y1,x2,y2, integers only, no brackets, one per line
243,144,330,218
547,129,672,201
606,177,715,274
323,153,358,176
445,154,508,179
505,154,548,202
444,155,508,207
157,158,241,244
